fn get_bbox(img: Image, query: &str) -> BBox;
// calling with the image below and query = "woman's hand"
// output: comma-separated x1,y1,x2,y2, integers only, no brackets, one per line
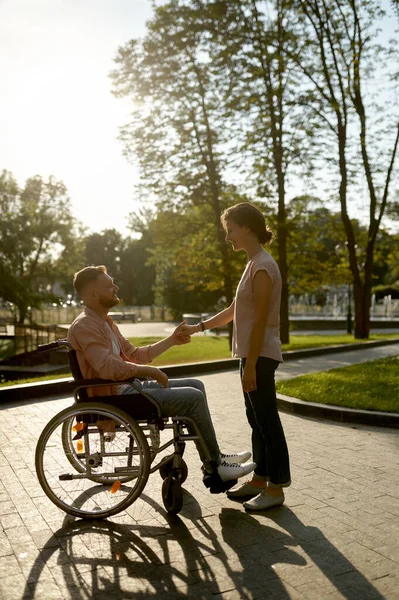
242,363,257,393
179,323,199,336
171,321,192,345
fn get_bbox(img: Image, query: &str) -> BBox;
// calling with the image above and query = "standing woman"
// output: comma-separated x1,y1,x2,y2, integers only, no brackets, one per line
182,202,291,510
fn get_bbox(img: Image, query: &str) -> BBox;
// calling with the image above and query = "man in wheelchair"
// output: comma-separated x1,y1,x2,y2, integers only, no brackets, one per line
67,265,255,489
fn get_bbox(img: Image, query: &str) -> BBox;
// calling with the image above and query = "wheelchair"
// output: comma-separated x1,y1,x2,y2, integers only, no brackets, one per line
35,340,234,520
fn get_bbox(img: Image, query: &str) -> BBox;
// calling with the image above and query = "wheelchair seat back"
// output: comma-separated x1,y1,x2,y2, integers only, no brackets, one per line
68,349,89,401
67,347,162,423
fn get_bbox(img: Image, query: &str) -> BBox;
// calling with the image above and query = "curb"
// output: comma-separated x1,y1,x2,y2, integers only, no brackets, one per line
1,338,399,427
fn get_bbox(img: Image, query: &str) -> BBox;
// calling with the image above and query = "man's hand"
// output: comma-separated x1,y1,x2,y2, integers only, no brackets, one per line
171,321,191,345
136,365,168,388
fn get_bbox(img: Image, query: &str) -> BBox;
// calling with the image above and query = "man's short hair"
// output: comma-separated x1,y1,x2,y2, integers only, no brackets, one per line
73,265,107,297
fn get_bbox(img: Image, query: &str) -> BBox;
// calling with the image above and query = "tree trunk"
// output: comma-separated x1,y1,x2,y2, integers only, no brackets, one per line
194,65,235,347
250,0,290,344
17,306,27,325
277,172,289,344
360,244,374,339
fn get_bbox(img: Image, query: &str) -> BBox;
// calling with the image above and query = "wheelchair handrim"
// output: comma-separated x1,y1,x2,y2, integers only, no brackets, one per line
35,403,151,519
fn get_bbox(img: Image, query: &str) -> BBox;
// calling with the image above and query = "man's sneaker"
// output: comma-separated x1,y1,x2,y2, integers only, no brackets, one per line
220,451,251,464
227,481,262,498
243,489,285,511
217,460,256,482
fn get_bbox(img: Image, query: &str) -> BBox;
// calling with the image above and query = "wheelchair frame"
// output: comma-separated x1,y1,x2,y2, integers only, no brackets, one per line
35,339,215,519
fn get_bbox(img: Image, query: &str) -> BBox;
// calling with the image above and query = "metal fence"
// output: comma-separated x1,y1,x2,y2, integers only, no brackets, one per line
0,305,174,325
13,324,69,355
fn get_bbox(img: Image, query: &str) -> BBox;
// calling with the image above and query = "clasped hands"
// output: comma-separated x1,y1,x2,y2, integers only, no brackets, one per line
172,320,197,344
174,321,257,394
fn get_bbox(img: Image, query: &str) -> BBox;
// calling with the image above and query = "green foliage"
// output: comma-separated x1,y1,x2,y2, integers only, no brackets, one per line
372,231,399,287
111,0,257,327
372,282,399,301
111,2,229,211
291,0,399,338
119,234,155,305
85,229,125,279
0,170,81,322
109,0,398,337
81,227,156,306
143,202,246,317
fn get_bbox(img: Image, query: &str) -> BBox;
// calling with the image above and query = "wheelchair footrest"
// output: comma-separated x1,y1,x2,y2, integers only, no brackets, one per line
203,471,238,494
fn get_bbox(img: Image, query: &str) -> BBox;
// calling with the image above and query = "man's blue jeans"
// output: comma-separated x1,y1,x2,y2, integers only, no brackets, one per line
120,378,220,470
241,357,291,488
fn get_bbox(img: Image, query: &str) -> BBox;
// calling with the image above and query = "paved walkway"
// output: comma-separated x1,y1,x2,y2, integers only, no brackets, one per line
55,321,399,338
1,365,399,599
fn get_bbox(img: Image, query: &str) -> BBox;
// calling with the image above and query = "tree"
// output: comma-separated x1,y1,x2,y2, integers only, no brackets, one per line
85,229,125,281
54,223,87,298
198,0,316,343
291,0,399,338
119,234,156,306
0,170,79,322
110,0,243,333
127,204,245,319
284,197,349,292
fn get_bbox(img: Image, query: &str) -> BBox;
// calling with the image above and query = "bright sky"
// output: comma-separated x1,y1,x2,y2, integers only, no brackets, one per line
0,0,397,236
0,0,153,235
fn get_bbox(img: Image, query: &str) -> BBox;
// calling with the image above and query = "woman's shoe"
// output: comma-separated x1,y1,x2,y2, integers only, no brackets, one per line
243,489,285,511
226,481,262,498
220,451,251,464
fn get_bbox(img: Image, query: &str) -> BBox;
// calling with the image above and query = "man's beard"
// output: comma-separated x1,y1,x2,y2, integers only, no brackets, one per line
98,295,120,309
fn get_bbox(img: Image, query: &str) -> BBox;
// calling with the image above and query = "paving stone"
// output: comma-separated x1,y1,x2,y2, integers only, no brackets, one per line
0,574,28,600
0,554,23,579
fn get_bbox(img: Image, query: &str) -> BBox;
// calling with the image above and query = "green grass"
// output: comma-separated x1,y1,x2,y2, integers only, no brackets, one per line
0,332,398,389
0,372,71,387
276,355,399,413
130,332,399,363
129,335,231,365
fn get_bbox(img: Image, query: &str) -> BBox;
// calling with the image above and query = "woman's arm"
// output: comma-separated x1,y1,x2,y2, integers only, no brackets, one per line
120,321,190,363
241,270,272,392
181,301,235,335
147,321,190,361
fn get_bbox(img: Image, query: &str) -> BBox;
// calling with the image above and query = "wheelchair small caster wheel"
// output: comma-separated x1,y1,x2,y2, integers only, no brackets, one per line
162,475,183,515
159,458,188,484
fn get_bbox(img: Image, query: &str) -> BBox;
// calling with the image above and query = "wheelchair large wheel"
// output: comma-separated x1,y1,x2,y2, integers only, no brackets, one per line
36,402,151,519
61,416,136,485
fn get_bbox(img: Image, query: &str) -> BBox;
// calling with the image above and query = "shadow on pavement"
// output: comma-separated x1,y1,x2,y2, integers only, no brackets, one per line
219,505,385,599
22,490,385,599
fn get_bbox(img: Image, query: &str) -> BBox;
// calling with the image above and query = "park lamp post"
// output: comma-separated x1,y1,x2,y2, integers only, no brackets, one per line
334,244,353,335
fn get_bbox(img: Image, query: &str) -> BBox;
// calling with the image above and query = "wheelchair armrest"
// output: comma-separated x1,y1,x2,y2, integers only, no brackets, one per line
71,378,163,419
71,376,163,422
